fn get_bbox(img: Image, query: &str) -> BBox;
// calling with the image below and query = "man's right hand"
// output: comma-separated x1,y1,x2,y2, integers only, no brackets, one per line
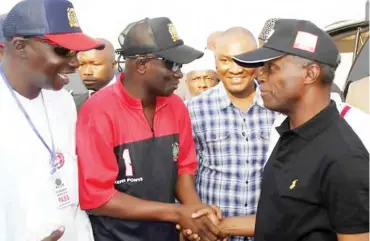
41,226,64,241
176,204,225,241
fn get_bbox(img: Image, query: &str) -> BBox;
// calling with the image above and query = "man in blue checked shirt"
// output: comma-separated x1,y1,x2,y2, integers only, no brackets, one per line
186,27,278,241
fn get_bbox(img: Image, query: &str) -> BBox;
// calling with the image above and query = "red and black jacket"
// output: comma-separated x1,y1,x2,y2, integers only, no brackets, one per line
76,74,197,241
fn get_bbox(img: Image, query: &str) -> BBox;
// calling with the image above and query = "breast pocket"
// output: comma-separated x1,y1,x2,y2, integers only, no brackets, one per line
203,131,232,159
275,170,320,208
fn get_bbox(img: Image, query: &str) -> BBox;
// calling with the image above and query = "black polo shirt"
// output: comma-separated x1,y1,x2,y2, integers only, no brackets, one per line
255,101,369,241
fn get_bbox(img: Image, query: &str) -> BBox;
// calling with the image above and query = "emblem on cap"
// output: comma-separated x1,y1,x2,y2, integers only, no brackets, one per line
168,24,180,42
293,31,318,53
172,142,179,161
67,8,80,28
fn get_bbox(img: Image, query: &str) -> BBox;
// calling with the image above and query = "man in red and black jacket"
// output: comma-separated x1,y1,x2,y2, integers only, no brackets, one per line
76,17,226,241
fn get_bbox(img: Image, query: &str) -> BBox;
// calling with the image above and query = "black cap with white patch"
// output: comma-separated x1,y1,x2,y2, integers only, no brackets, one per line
233,19,341,68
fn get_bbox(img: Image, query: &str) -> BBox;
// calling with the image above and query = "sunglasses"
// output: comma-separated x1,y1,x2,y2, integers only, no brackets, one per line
26,36,78,57
125,55,182,72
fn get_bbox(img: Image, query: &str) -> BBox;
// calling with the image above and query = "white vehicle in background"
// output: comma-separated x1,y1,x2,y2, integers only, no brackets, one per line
324,0,369,98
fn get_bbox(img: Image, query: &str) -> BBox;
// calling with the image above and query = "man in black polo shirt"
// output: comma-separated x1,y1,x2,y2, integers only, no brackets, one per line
186,19,369,241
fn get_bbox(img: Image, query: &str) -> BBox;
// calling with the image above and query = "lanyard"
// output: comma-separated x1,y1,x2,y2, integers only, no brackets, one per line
0,68,57,174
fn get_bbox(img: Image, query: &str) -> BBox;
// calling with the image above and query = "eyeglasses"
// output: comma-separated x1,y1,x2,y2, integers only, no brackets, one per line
125,55,182,72
26,36,78,58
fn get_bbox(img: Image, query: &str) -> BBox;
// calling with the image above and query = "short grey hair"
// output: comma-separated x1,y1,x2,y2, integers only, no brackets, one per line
293,56,336,85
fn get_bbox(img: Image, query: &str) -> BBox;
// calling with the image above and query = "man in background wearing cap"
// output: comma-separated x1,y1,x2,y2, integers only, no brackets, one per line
257,18,370,154
0,0,104,240
186,26,277,241
0,13,7,60
184,49,219,99
76,17,225,241
188,18,369,241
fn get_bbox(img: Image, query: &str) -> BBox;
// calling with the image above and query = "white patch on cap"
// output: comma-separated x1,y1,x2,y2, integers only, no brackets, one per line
293,31,318,53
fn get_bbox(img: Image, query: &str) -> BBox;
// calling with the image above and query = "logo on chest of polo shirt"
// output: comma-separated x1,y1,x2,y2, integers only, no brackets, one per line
172,142,179,162
289,179,298,190
114,149,144,185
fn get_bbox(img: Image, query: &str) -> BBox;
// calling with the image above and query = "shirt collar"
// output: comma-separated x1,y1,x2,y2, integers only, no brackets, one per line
276,101,339,141
217,80,265,110
115,72,167,110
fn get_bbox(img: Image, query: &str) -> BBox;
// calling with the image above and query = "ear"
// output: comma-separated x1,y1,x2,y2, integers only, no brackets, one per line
11,37,27,59
136,59,147,75
112,60,118,70
303,63,320,85
250,68,257,80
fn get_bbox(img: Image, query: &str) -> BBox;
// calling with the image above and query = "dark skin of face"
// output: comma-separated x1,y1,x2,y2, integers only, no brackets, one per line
215,33,257,98
258,55,306,113
1,37,79,99
78,39,116,91
258,55,330,128
186,70,218,96
123,57,183,127
142,58,183,98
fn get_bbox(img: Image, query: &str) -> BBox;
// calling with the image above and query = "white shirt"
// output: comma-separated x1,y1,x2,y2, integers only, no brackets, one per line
0,75,94,241
266,95,370,162
88,76,116,97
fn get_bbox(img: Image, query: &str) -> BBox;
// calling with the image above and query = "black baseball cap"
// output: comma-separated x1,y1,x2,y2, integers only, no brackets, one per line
115,17,203,64
233,19,341,68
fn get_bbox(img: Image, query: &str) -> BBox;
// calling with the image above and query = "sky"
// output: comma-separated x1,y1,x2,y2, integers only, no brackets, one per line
1,0,368,88
1,0,367,50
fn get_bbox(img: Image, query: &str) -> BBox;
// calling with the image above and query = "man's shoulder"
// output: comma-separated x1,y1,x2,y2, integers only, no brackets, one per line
339,103,370,125
327,115,368,154
186,85,220,108
84,85,116,107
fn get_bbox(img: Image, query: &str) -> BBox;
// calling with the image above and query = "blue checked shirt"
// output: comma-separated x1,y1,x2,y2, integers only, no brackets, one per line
187,83,278,241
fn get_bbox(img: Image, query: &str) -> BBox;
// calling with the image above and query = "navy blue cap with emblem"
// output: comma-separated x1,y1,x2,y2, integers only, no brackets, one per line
2,0,104,51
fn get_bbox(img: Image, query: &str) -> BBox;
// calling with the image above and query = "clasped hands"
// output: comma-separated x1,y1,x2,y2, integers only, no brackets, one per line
175,204,228,241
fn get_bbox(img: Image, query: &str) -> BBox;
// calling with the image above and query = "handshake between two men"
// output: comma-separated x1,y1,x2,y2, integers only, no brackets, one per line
175,204,255,241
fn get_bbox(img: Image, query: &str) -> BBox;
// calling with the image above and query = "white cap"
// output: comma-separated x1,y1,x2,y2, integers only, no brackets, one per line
183,49,216,75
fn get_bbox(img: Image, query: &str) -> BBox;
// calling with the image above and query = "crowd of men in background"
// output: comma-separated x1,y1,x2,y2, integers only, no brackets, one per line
0,0,369,241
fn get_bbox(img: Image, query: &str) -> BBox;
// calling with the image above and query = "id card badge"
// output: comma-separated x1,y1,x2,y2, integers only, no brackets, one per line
52,172,72,209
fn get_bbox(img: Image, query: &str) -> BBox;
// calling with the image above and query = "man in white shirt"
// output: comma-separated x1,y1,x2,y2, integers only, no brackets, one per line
0,0,104,240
